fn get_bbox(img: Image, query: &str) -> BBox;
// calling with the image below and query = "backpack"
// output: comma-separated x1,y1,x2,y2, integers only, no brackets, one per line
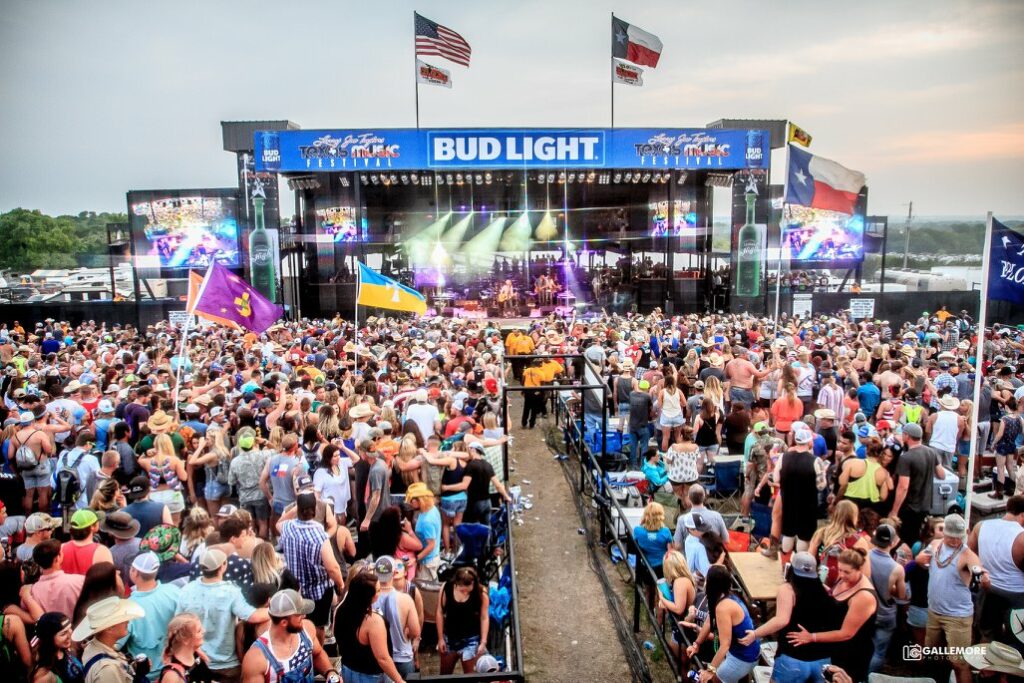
14,430,41,471
903,404,924,425
55,449,88,509
818,533,861,588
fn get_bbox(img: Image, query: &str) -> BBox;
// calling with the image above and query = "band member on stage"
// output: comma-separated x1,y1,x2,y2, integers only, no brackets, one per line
498,279,516,316
535,273,555,307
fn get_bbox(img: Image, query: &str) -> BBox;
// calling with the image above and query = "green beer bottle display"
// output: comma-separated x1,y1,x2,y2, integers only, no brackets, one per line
735,192,763,298
249,197,276,303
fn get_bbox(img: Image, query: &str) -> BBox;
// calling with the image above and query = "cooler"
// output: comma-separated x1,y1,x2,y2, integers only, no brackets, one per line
930,469,962,516
610,506,645,539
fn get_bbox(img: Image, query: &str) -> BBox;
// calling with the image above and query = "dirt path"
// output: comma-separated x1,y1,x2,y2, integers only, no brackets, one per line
509,395,635,683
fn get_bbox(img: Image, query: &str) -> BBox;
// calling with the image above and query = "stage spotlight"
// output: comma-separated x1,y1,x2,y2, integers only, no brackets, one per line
558,172,565,183
568,173,576,183
410,173,419,184
624,172,632,182
370,174,379,185
506,172,515,183
632,173,640,183
390,174,398,184
652,173,662,183
613,173,621,184
474,174,482,185
359,174,368,185
340,176,350,187
421,175,432,186
641,172,651,183
400,174,409,185
381,175,391,186
484,172,492,184
537,174,546,184
547,173,555,183
456,173,464,185
676,172,688,185
436,174,444,186
587,171,596,183
447,173,454,185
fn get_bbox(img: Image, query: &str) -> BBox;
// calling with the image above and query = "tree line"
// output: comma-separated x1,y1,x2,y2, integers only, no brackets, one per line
0,209,126,271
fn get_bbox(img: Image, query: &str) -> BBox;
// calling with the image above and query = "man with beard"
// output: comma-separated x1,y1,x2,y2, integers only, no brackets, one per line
240,589,337,682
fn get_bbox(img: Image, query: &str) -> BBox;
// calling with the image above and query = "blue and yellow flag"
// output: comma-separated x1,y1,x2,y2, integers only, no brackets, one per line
357,262,427,314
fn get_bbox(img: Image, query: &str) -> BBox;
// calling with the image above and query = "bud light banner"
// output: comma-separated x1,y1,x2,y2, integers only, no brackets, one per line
254,128,769,172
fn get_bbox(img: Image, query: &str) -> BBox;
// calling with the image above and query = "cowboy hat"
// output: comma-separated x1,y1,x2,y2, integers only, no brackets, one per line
939,395,960,411
709,354,724,367
964,641,1024,676
405,482,433,503
147,411,173,433
72,596,144,641
349,403,373,420
900,345,917,357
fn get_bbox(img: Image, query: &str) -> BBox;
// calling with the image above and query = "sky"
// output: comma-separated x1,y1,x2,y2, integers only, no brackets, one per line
1,0,1022,219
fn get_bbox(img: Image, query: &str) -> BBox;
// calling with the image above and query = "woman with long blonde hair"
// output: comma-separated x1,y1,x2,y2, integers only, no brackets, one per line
632,501,673,606
89,477,125,513
139,433,187,524
180,507,214,562
702,376,725,414
658,549,697,665
808,499,871,588
189,426,232,517
317,404,341,441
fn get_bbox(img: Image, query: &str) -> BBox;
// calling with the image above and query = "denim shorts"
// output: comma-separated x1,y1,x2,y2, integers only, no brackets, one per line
342,664,384,683
445,635,481,661
440,494,468,519
772,654,830,683
618,402,631,417
659,414,685,428
716,652,758,683
242,498,271,521
907,604,929,629
204,480,231,500
22,459,52,489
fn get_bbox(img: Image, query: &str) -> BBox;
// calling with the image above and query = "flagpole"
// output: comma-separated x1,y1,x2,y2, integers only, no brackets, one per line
964,211,994,527
172,313,191,408
610,12,615,128
354,260,361,353
413,11,421,129
774,137,790,322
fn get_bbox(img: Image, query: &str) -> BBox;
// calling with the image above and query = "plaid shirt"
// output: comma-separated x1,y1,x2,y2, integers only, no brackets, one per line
932,372,958,408
280,519,331,600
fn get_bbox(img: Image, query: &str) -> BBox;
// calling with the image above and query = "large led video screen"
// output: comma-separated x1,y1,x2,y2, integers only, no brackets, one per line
129,190,241,269
316,206,365,242
781,196,866,268
650,199,697,237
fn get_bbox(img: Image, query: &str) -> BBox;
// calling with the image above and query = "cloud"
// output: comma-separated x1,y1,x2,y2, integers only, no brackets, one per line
868,122,1024,164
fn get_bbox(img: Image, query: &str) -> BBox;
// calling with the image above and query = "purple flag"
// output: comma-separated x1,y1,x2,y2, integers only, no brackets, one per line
193,262,283,334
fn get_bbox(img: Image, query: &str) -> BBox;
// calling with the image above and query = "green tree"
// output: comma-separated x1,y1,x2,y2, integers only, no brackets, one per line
0,209,79,270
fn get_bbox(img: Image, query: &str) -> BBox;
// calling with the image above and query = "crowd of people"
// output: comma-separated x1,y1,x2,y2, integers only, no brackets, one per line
503,306,1024,682
0,305,1018,683
0,315,513,682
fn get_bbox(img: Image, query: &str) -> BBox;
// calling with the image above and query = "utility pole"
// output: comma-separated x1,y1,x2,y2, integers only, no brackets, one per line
901,201,913,270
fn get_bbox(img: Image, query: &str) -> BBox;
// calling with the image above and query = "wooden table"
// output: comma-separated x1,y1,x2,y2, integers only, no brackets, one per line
729,551,784,619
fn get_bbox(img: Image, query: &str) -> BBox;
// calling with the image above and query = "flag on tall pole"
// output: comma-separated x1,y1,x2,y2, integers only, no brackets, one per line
611,16,663,68
186,270,239,329
787,122,813,147
357,262,427,314
988,218,1024,306
415,13,472,67
612,58,644,86
416,59,452,88
192,262,283,334
785,145,866,215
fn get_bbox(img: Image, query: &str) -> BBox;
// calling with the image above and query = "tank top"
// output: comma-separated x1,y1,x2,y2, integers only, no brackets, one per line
148,458,181,490
776,584,837,662
695,414,719,447
979,519,1024,593
61,541,99,575
616,376,632,404
844,459,882,503
443,582,482,643
868,548,898,624
929,410,958,453
337,612,390,675
996,415,1023,456
927,544,973,617
440,462,465,499
830,585,877,683
253,629,314,683
661,388,682,419
725,596,760,663
374,590,414,664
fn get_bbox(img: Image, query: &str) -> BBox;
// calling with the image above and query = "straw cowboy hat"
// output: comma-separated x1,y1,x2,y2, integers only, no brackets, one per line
709,354,724,368
147,411,173,433
938,395,961,411
405,482,434,503
72,596,144,641
964,641,1024,676
349,403,373,420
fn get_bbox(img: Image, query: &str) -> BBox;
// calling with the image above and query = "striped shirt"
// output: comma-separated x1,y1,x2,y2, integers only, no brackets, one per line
280,519,331,600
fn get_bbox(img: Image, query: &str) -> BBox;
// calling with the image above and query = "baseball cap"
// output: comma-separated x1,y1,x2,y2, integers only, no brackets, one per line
753,421,770,434
469,441,486,453
876,420,892,430
793,426,814,445
268,589,315,618
295,474,314,492
873,524,896,547
209,407,224,418
789,551,818,579
127,475,151,500
131,552,161,574
943,513,967,539
217,504,239,518
198,548,227,572
903,423,923,440
25,512,58,534
475,655,501,673
70,509,99,530
374,556,398,583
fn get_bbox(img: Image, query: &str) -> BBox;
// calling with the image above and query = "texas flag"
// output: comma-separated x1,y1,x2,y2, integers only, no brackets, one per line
612,17,663,68
785,145,866,215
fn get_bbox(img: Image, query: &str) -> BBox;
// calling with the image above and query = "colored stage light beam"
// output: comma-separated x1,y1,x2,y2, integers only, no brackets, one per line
534,211,558,242
499,213,533,252
403,212,452,267
460,217,508,269
440,212,473,252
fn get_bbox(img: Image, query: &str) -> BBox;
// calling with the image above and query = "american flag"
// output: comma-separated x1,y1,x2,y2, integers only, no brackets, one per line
415,13,471,68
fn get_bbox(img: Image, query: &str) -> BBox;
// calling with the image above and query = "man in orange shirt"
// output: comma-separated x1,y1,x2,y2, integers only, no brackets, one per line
521,359,546,429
